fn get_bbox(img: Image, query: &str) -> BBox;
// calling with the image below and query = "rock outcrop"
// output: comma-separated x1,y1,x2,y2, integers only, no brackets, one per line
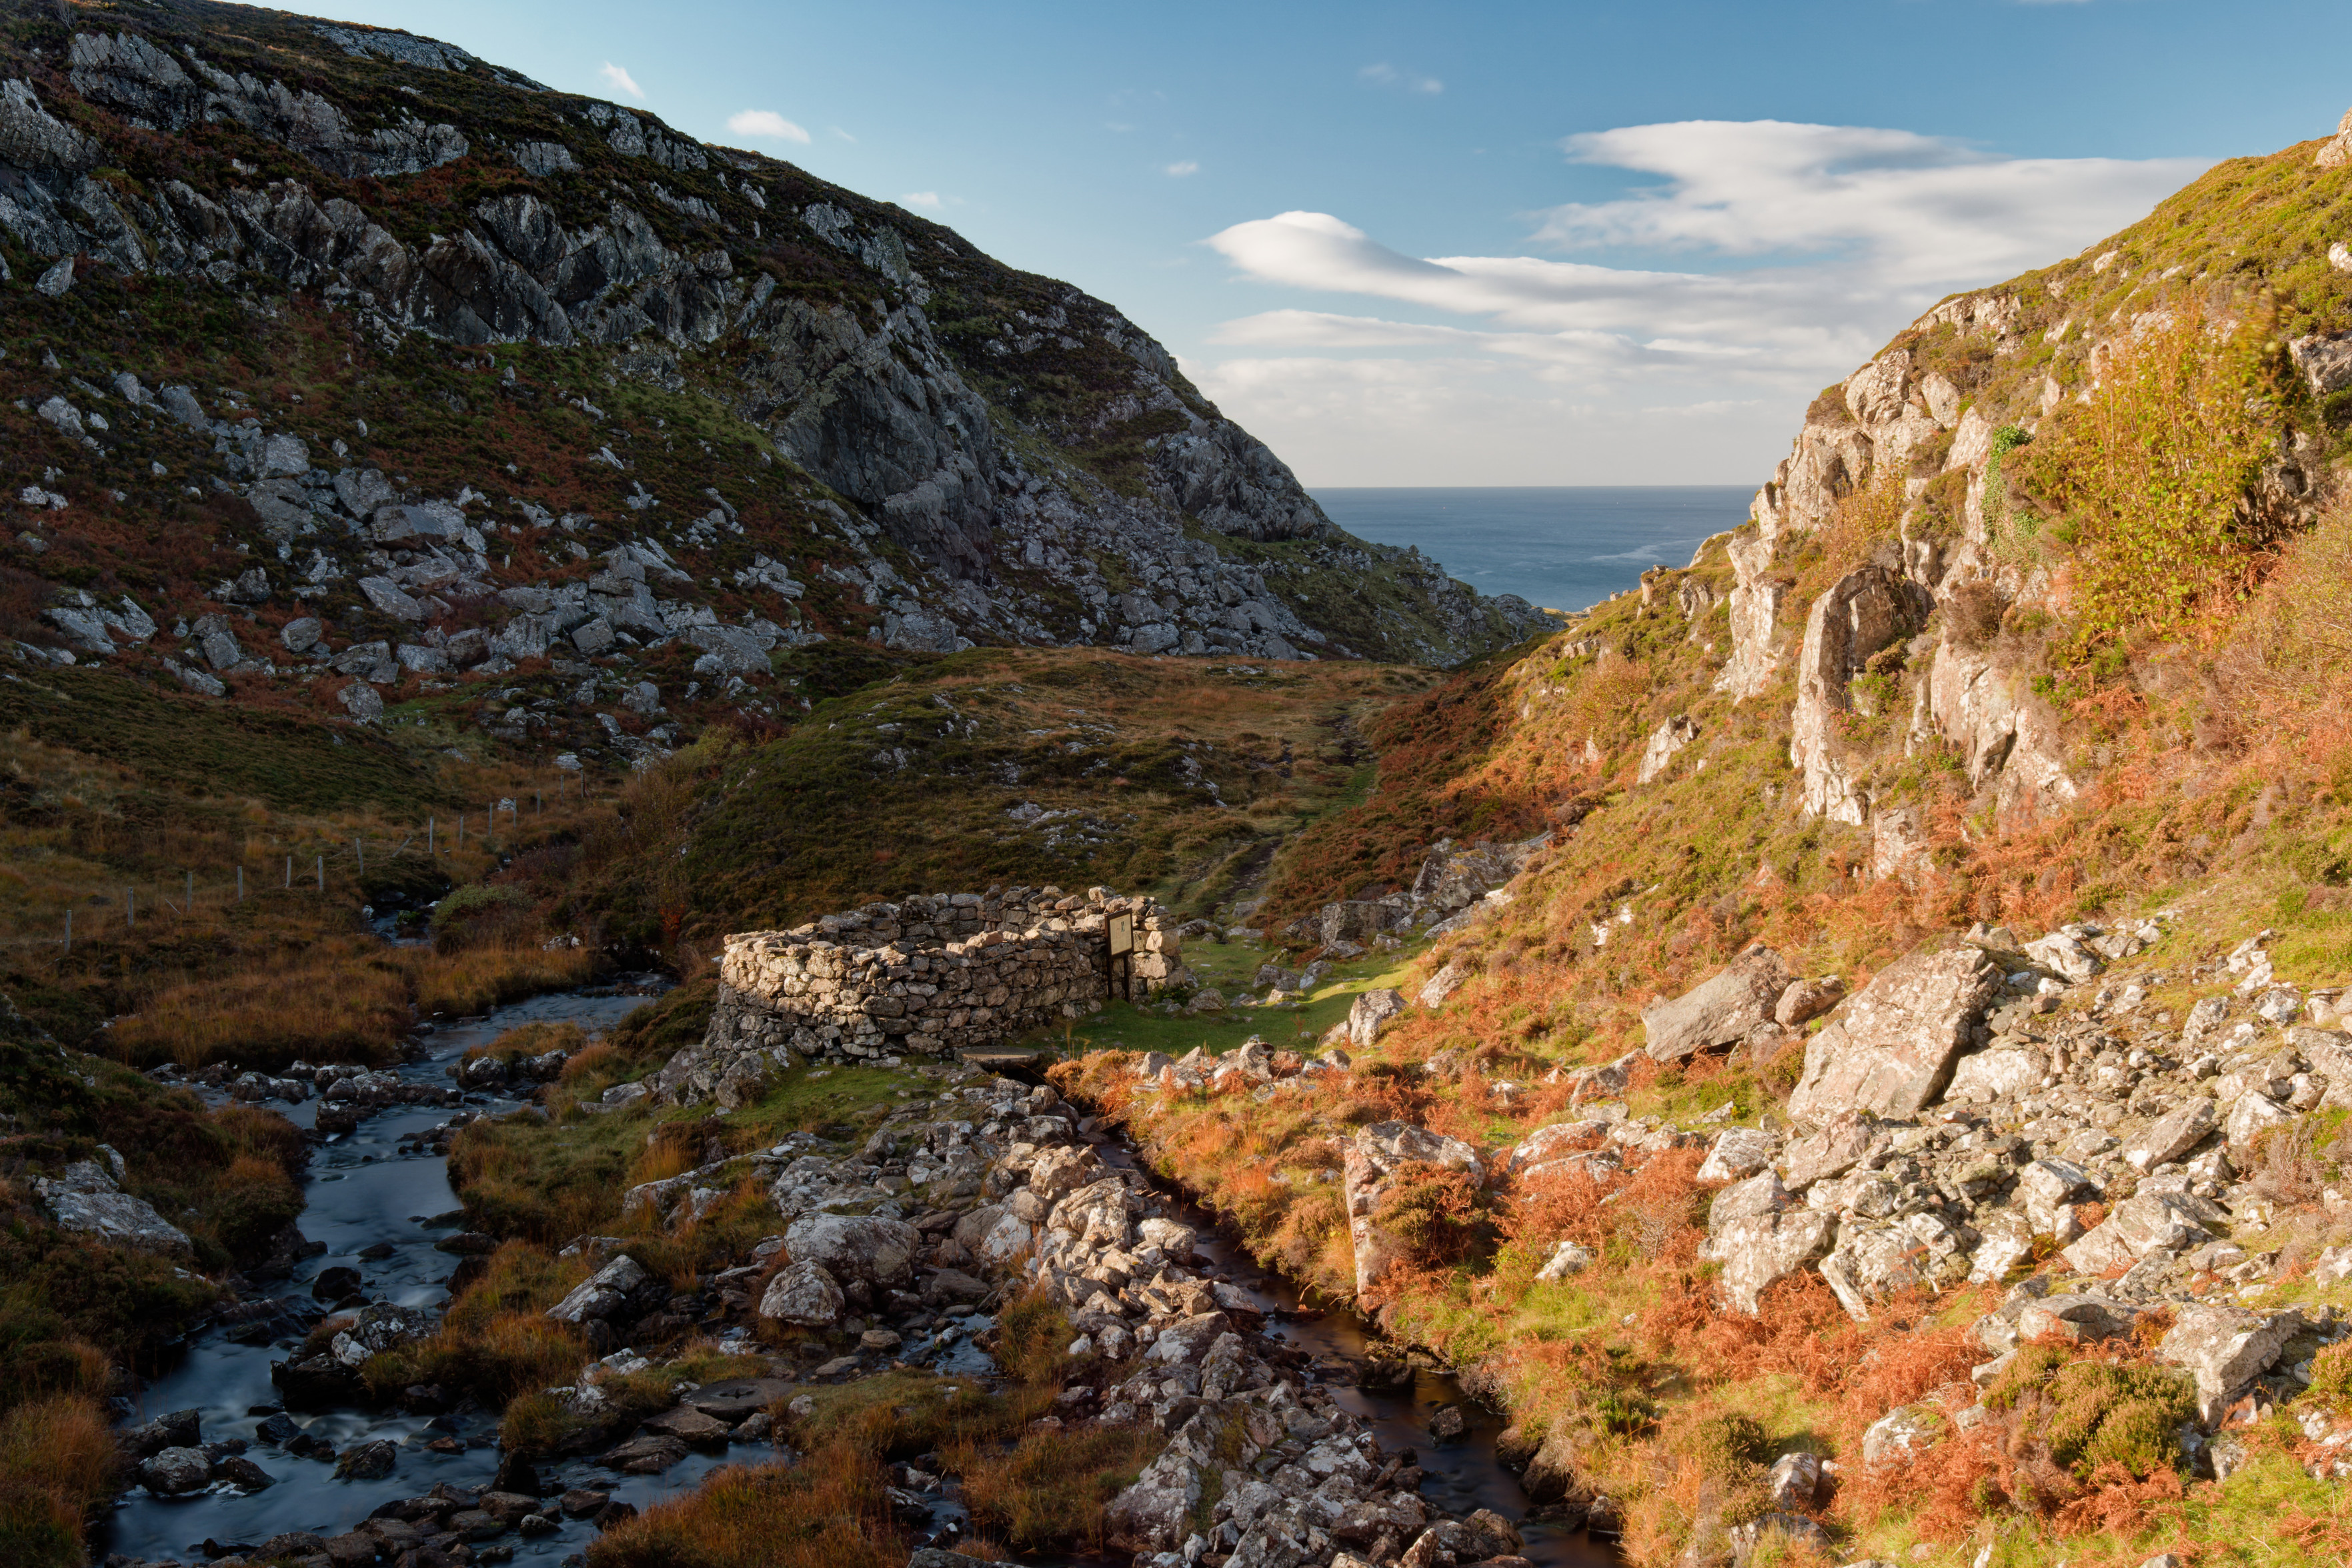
1,7,1544,699
1787,947,2003,1123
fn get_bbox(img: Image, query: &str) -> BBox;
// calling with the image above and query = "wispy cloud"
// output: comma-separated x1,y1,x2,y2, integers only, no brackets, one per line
900,191,944,210
1358,62,1442,95
829,126,857,143
1165,160,1201,177
727,109,811,145
1195,119,2208,483
598,62,645,101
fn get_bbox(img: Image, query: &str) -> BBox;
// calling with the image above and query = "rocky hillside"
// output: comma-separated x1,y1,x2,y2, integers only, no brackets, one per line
996,98,2352,1568
0,0,1542,771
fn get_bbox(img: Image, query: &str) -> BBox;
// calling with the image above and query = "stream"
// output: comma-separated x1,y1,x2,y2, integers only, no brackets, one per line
99,993,1614,1568
100,986,743,1566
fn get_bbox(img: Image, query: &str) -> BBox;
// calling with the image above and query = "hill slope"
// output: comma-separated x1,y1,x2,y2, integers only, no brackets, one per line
0,0,1544,773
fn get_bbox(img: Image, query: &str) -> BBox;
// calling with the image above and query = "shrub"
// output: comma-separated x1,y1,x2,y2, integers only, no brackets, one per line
0,1395,117,1568
1372,1164,1486,1270
1989,1351,2197,1480
2017,309,2278,655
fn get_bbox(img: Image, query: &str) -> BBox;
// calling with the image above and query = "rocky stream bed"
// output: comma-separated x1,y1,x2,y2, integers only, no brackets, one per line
89,987,1614,1568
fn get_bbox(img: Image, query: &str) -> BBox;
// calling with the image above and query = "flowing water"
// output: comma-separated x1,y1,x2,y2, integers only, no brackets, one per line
98,988,741,1565
100,994,1612,1566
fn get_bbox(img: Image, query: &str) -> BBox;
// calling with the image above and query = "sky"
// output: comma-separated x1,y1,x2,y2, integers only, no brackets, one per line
265,1,2352,487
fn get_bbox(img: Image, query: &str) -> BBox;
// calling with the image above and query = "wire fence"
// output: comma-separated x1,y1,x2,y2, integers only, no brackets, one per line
23,771,600,958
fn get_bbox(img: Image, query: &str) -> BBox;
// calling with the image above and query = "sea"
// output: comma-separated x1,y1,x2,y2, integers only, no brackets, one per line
1310,485,1755,615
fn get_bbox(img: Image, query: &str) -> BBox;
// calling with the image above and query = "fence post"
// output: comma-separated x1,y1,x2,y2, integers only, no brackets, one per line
126,886,134,931
357,839,365,876
184,870,192,916
284,855,292,889
315,854,324,892
65,909,71,953
429,815,435,857
238,865,245,902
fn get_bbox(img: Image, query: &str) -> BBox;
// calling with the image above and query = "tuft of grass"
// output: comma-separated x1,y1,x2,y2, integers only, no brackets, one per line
0,1395,119,1568
950,1423,1166,1549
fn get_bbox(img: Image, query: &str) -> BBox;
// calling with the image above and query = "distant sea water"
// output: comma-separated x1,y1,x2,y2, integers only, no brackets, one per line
1310,486,1755,615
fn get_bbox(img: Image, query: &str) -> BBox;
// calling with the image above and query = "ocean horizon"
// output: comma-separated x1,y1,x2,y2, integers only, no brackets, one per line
1310,485,1755,615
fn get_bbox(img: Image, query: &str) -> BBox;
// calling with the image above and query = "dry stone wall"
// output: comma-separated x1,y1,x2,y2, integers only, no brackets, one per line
657,885,1188,1104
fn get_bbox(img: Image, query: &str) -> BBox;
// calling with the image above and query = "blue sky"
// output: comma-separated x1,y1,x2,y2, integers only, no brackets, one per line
285,1,2352,485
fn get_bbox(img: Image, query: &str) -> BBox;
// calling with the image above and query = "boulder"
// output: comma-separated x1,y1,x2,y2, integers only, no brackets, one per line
1860,1404,1943,1467
141,1445,212,1494
1696,1127,1779,1183
547,1254,652,1324
1420,960,1470,1009
1343,1122,1483,1295
1779,1111,1879,1191
1643,946,1790,1062
642,1405,732,1447
2225,1090,2291,1149
1707,1209,1835,1315
1534,1240,1596,1282
1348,988,1407,1049
1787,947,2003,1123
757,1261,844,1327
1773,976,1845,1028
2124,1097,2216,1171
2061,1191,2221,1275
784,1213,922,1287
1945,1046,2045,1105
334,1439,399,1479
33,1160,194,1259
2157,1305,2305,1424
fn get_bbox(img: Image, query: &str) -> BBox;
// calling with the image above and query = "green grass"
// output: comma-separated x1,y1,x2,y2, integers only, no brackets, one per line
0,666,449,813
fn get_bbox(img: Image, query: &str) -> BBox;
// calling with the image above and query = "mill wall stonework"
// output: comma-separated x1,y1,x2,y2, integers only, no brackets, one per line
655,885,1187,1105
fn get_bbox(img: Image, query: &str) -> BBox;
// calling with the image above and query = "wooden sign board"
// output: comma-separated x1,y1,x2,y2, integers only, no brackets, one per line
1107,912,1134,957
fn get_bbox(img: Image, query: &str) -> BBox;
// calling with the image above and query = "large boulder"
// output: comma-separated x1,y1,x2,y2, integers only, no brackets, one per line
1700,1170,1834,1313
2158,1305,2305,1424
141,1445,213,1495
33,1159,193,1259
784,1213,922,1287
1786,947,2003,1123
1343,1122,1482,1296
1644,947,1790,1062
757,1261,845,1327
546,1255,653,1325
1707,1210,1835,1315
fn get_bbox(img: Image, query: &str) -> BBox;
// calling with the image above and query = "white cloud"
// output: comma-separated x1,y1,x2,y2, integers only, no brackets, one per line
1359,63,1442,94
1165,160,1201,177
727,109,811,145
830,126,857,143
598,62,645,101
900,191,943,210
1194,119,2209,483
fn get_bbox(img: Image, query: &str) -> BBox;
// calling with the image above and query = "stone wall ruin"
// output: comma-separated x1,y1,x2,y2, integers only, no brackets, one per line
656,885,1188,1105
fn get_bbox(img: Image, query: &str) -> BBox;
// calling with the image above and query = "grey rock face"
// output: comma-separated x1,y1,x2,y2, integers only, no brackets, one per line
1644,946,1790,1063
1787,946,2003,1123
1789,563,1931,825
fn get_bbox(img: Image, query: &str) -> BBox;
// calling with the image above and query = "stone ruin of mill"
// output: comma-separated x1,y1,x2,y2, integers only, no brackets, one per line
654,885,1189,1105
